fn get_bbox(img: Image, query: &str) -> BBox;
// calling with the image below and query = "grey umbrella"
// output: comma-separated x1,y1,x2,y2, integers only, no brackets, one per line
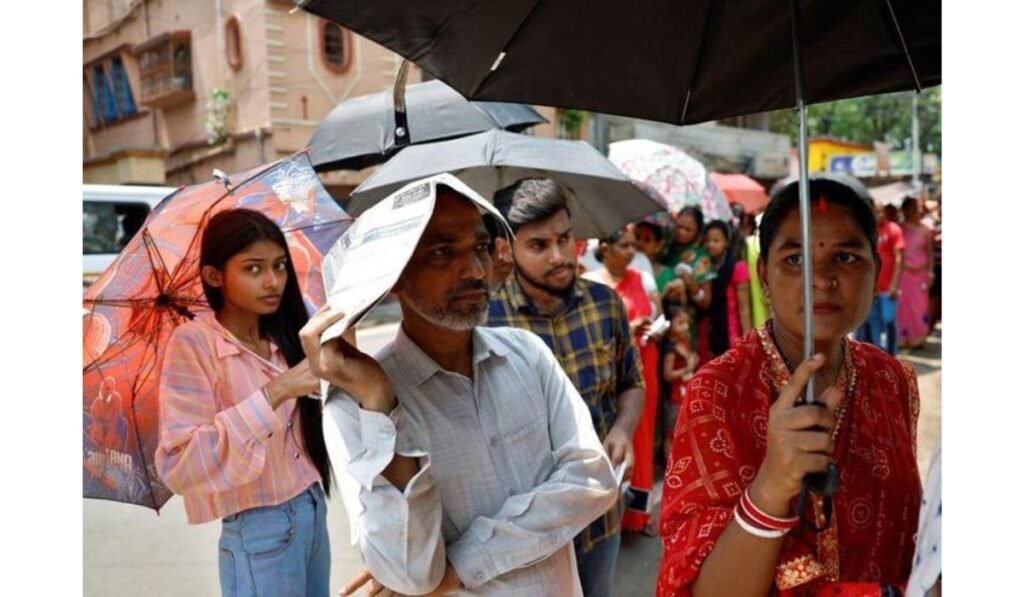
309,75,547,172
349,129,663,239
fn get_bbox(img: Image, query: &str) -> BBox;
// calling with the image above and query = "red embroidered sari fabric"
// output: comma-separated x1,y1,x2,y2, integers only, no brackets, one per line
657,326,922,596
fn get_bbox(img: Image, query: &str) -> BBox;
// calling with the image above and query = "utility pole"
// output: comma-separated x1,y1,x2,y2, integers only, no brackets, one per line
911,91,921,190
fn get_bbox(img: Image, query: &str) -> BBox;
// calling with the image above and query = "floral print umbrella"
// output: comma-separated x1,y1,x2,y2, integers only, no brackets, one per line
608,138,733,222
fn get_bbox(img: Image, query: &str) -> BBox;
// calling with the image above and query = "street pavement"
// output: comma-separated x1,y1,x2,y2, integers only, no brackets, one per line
84,322,941,596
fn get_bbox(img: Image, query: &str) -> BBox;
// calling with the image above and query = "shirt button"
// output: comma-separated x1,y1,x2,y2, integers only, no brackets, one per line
287,421,293,429
489,437,499,447
508,488,514,496
293,452,300,460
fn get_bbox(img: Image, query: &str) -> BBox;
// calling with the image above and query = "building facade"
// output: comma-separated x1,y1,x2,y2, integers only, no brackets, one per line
83,0,442,196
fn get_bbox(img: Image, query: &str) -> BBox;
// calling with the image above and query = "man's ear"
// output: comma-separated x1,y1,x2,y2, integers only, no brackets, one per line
201,265,224,288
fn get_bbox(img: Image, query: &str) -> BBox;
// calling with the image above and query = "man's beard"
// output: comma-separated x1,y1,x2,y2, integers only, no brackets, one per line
515,262,576,298
403,280,490,331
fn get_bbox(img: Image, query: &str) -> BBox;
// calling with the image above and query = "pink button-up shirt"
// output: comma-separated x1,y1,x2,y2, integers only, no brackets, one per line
155,312,321,524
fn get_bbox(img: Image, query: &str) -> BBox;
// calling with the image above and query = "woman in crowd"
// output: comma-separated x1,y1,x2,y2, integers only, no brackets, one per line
658,176,922,596
156,209,333,596
584,227,662,534
635,214,686,304
662,206,716,314
699,220,753,361
897,196,935,349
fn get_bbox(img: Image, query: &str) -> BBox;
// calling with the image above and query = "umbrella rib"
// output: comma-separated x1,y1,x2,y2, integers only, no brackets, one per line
279,216,353,235
883,0,923,92
142,230,172,296
130,329,163,512
85,298,168,307
677,0,717,124
466,0,545,97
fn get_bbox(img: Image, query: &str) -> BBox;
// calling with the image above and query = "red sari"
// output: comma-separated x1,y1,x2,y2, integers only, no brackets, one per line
612,267,660,532
657,324,921,596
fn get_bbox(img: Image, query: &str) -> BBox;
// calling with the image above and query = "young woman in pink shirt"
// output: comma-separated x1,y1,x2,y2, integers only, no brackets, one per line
156,209,333,596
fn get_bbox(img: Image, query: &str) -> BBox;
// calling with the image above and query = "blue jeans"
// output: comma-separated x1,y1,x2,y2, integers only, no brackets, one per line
218,484,330,597
574,531,621,597
856,293,899,355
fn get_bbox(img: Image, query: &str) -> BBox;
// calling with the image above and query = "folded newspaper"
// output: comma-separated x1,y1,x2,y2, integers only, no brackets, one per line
319,173,513,344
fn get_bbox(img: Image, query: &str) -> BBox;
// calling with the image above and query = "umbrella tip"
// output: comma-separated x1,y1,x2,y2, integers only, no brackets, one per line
212,169,233,191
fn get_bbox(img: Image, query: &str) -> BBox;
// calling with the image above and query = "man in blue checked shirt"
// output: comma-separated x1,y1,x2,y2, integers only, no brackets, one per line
488,178,646,597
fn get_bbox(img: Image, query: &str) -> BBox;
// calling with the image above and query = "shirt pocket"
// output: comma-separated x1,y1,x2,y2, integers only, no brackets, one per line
499,406,554,492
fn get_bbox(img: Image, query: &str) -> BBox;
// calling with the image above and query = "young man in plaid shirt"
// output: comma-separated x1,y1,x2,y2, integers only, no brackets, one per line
488,178,645,597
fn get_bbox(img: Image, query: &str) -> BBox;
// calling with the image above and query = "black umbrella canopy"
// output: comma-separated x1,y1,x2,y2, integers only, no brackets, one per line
298,0,940,125
309,79,548,172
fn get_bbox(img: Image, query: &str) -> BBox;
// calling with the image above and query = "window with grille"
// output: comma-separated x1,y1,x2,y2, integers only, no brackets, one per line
135,31,195,109
320,22,351,73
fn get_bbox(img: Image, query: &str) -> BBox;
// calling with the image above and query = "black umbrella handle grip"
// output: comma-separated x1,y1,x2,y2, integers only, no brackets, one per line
796,401,840,496
803,462,839,496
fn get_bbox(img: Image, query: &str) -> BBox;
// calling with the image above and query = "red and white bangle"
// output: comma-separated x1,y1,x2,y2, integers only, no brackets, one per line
733,509,785,539
739,489,798,532
733,488,798,539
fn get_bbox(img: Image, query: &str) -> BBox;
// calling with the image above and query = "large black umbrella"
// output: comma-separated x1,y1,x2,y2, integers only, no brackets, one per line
350,129,663,239
309,73,547,172
299,0,940,498
297,0,939,125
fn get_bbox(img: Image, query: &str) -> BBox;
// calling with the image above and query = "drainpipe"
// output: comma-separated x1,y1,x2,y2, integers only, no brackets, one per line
143,0,162,170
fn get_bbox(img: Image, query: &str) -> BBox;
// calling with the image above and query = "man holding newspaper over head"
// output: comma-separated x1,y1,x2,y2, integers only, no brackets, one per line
300,174,618,595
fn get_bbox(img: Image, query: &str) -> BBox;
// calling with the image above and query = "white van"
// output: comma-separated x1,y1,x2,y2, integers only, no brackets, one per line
83,184,177,288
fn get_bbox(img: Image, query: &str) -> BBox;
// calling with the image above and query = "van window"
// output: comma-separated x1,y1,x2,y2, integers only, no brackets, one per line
83,201,151,255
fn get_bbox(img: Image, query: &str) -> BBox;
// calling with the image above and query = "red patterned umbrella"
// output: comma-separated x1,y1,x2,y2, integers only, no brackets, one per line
83,151,352,511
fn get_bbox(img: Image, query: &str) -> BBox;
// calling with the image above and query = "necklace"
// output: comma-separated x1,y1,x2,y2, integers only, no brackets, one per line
237,334,269,358
764,327,855,441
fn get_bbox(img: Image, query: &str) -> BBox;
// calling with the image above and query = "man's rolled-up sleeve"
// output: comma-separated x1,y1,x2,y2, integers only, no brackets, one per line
322,387,446,595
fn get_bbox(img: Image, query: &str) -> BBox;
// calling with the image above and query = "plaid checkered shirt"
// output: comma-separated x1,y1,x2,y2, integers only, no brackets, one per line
488,275,645,552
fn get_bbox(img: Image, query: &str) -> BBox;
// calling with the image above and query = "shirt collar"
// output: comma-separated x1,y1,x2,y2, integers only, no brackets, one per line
197,311,282,365
393,324,510,386
472,326,511,364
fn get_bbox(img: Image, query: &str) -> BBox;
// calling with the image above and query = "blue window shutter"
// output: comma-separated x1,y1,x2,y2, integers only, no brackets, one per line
89,74,103,125
110,57,137,116
93,65,118,122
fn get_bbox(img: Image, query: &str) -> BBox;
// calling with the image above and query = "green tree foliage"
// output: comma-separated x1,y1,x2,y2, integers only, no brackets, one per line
768,87,941,153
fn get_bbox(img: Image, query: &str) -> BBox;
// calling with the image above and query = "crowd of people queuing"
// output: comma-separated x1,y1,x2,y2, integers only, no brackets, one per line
153,172,941,596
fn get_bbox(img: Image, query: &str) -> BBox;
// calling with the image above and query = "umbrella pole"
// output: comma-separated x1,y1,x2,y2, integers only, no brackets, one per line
789,0,815,400
790,0,840,503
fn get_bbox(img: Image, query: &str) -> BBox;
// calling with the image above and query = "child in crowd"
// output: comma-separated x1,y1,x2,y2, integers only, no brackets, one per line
661,306,699,460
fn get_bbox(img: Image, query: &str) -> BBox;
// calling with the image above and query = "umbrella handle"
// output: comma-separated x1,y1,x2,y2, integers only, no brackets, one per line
393,60,411,147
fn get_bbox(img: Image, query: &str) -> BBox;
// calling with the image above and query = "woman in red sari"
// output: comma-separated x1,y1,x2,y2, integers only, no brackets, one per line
657,175,921,596
584,226,662,534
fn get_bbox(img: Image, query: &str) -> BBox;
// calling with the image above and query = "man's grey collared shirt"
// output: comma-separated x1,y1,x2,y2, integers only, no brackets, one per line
323,325,617,595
